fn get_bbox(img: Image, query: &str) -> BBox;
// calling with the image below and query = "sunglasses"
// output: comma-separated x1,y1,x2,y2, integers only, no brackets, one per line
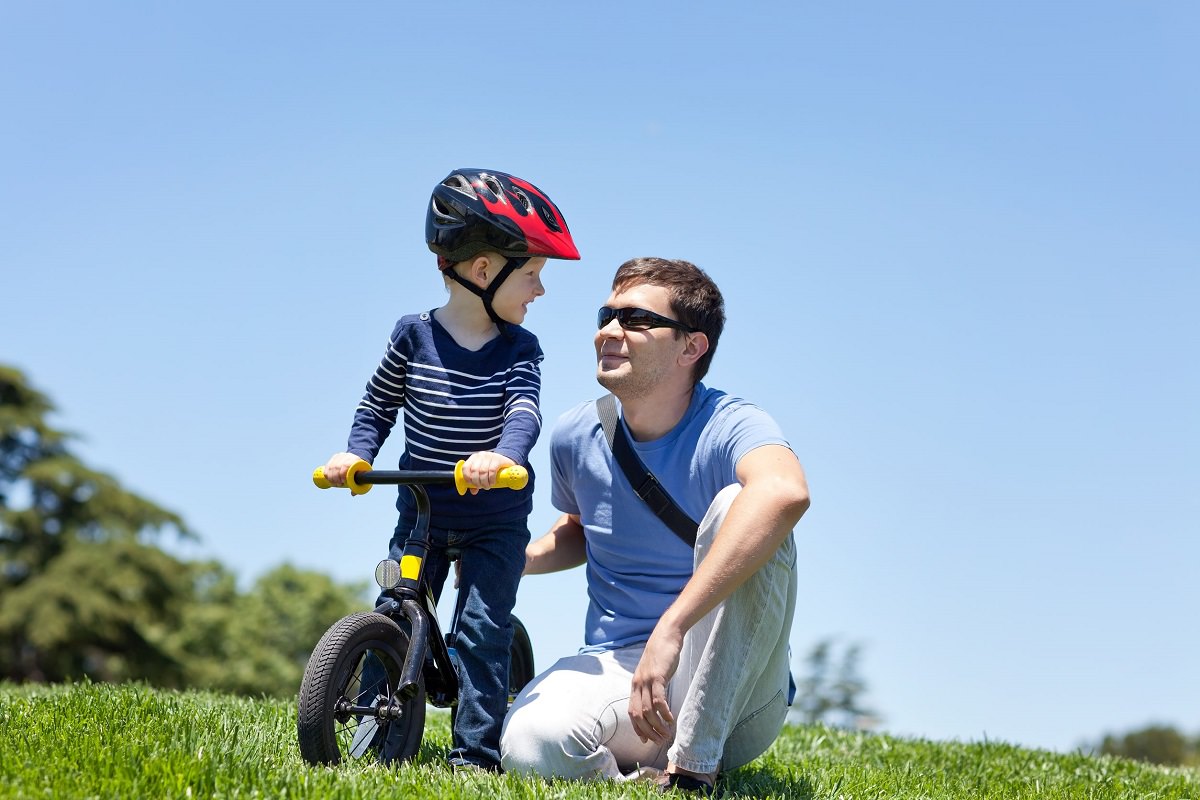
597,306,699,333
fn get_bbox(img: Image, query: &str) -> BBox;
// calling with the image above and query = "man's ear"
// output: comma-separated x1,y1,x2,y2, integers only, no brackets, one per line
679,332,709,368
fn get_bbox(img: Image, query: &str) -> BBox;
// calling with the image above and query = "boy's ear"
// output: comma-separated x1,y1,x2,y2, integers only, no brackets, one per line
469,254,494,287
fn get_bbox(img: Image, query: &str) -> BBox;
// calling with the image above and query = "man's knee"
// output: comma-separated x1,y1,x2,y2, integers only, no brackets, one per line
501,716,597,778
502,684,627,779
499,709,555,776
721,687,790,770
501,696,582,776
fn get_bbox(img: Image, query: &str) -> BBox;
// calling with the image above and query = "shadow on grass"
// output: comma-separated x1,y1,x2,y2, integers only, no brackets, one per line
719,763,815,799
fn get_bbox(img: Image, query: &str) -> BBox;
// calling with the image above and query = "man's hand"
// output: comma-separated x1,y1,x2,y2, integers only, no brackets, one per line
629,625,684,744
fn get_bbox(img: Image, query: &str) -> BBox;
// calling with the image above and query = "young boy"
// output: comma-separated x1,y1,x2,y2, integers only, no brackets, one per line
322,168,580,770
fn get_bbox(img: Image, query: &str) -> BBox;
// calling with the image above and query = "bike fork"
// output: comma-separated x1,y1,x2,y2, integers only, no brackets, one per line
397,598,428,701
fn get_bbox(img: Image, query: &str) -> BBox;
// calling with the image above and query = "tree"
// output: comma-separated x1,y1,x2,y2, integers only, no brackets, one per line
790,637,880,730
169,562,368,697
1098,725,1199,767
2,365,370,695
0,366,193,683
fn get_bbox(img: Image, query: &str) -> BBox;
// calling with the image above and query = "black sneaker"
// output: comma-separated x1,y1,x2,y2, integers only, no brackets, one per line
656,772,715,796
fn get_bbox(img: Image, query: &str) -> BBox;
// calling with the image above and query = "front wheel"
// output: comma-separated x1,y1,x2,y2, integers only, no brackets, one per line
297,612,426,765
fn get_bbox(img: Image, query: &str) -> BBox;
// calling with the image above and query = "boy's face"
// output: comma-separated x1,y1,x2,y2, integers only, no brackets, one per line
490,257,547,325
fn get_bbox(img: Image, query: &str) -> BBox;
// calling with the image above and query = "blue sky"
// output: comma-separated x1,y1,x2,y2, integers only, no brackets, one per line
3,2,1197,755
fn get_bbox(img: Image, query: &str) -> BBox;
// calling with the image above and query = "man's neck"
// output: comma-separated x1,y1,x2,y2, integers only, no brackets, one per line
619,383,695,442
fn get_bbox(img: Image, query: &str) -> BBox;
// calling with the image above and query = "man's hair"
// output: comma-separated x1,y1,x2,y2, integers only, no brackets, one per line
612,257,725,384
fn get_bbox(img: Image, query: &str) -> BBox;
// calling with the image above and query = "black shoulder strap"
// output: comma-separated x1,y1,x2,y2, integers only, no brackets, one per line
597,394,698,547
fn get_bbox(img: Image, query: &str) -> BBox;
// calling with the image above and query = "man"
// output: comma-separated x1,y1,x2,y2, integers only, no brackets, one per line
500,258,810,795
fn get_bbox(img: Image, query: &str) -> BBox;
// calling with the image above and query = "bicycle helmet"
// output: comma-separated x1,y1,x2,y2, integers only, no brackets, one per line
427,169,580,329
427,169,580,264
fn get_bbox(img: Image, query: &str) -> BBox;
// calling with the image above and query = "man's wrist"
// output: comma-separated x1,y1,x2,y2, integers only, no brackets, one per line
655,609,688,643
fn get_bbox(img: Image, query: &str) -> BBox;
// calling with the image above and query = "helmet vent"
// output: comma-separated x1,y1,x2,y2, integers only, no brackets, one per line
509,187,533,216
536,201,562,232
442,174,474,197
481,174,504,201
430,196,458,223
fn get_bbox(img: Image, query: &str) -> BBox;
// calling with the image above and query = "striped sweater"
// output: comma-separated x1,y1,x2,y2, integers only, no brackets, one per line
346,311,542,527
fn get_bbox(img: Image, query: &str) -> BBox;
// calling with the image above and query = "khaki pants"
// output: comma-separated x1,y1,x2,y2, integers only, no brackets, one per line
501,485,798,778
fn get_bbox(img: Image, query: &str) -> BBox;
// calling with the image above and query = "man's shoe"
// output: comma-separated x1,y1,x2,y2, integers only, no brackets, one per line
655,772,715,796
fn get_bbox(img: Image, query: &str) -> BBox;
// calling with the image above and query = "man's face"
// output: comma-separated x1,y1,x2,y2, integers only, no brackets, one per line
594,282,689,399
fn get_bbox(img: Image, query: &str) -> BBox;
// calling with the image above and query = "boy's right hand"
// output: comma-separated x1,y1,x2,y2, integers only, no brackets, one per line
459,451,517,495
323,452,369,488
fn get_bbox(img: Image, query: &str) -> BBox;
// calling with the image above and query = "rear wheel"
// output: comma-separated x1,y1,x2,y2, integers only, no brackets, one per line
508,615,535,703
297,612,426,765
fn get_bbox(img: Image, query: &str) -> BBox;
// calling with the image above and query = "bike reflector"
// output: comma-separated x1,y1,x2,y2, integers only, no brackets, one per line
375,559,402,589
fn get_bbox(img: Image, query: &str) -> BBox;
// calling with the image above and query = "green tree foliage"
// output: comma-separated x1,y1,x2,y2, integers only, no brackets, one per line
0,365,193,683
1,365,367,696
169,562,368,697
791,638,880,730
1098,724,1200,767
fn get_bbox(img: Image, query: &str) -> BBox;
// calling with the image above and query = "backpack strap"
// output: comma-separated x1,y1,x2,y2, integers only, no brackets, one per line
597,394,698,547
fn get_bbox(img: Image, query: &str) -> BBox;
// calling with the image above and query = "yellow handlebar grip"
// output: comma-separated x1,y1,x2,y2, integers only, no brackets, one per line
453,461,530,494
312,460,372,495
345,460,372,495
495,465,529,490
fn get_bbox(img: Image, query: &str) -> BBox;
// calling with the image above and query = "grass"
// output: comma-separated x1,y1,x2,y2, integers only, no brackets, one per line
0,682,1196,799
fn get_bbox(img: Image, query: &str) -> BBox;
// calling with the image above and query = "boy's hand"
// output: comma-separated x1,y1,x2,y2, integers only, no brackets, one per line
460,451,516,494
323,452,368,488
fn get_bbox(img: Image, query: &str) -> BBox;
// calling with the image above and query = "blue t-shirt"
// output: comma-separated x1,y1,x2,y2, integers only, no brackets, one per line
549,384,790,651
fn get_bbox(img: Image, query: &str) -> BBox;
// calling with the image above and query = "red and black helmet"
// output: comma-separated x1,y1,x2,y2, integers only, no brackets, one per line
426,169,580,267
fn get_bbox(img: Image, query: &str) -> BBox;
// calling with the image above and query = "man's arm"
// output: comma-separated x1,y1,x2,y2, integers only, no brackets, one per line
524,513,587,575
628,444,810,743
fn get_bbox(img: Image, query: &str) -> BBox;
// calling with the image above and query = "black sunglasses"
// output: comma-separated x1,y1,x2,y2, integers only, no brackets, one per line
597,306,699,333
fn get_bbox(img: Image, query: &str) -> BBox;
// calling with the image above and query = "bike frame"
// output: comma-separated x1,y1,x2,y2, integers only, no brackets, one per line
306,459,528,736
363,471,459,708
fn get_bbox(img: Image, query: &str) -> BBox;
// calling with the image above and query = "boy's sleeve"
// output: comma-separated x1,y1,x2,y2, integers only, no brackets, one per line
493,337,543,465
346,322,408,462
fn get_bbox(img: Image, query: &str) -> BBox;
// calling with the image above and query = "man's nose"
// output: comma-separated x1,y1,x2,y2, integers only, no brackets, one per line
597,318,624,337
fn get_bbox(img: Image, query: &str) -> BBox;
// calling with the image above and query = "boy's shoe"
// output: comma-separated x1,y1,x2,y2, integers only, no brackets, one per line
655,771,716,797
447,756,498,774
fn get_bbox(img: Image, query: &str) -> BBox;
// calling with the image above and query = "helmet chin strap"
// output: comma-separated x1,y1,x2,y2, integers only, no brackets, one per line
445,256,529,334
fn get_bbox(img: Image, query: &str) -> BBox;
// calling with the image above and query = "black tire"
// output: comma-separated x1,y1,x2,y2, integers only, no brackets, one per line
297,612,426,766
508,615,535,703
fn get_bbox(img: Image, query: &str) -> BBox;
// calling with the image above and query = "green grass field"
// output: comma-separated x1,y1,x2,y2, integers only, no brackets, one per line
0,682,1195,799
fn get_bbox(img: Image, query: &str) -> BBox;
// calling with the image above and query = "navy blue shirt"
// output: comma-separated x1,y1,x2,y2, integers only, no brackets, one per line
347,311,542,528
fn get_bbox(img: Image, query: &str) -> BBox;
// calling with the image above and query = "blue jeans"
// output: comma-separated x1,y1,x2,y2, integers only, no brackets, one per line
379,516,530,770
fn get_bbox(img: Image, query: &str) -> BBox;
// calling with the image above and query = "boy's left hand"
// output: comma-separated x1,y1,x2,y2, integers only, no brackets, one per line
461,451,517,494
